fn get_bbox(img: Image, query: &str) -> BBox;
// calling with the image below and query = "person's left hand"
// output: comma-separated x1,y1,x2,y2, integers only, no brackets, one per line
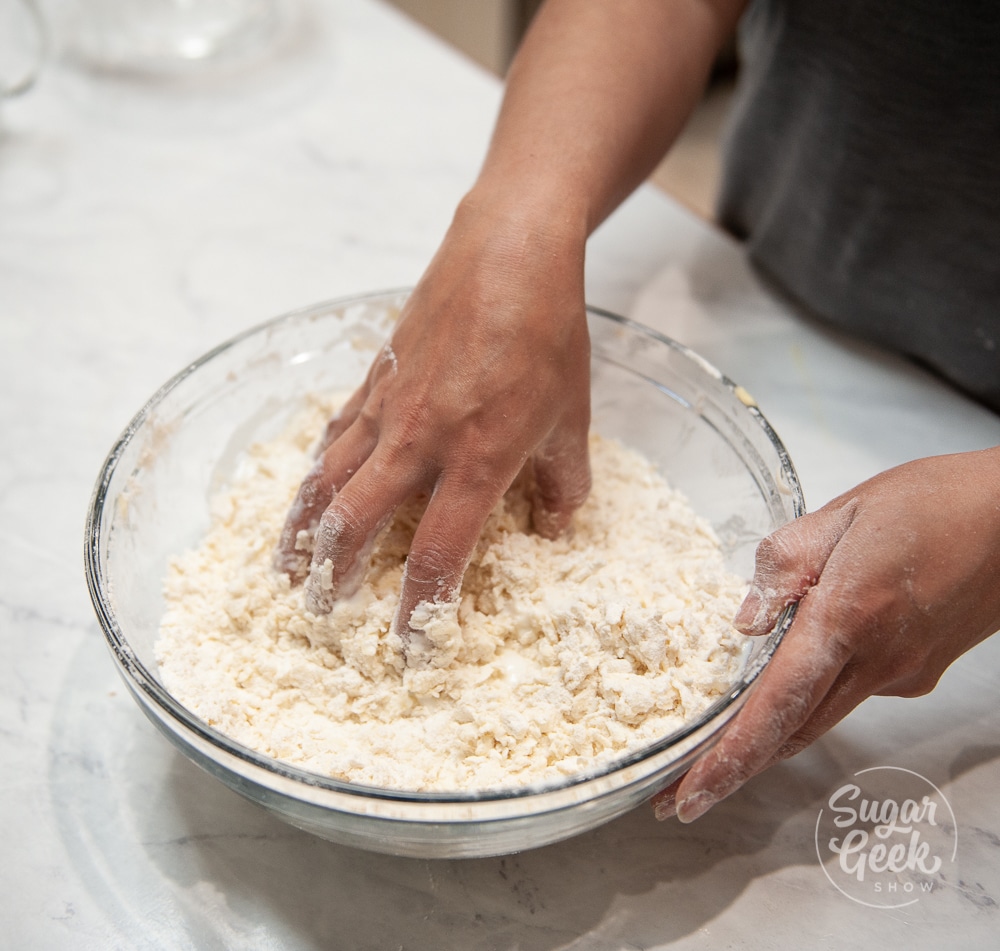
652,446,1000,822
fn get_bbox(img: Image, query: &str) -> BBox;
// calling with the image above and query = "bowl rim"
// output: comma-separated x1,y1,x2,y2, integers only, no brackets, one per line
84,287,805,806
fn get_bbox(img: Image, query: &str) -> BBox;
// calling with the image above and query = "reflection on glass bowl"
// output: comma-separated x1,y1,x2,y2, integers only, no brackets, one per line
84,289,804,859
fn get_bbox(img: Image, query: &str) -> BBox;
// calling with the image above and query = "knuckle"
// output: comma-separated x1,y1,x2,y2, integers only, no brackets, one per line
452,455,513,499
754,528,802,575
894,676,939,699
803,592,860,650
321,416,349,448
892,680,930,699
350,404,382,443
885,659,944,698
297,465,329,508
376,434,426,477
317,496,368,547
404,542,465,593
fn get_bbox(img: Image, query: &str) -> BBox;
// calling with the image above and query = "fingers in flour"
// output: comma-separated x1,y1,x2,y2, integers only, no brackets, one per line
394,471,506,665
304,446,415,614
274,423,375,584
528,414,592,539
672,594,853,822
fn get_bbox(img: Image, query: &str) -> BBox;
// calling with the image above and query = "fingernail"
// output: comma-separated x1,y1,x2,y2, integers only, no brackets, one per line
653,792,676,821
676,790,717,824
304,558,335,614
733,587,762,634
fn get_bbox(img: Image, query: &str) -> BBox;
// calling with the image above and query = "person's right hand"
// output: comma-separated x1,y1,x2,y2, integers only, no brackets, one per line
274,192,593,662
272,0,752,662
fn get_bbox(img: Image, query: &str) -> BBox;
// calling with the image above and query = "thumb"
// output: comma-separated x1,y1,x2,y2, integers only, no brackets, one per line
735,500,856,635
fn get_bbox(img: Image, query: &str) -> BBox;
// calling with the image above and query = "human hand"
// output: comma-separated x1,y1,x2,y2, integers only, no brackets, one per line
274,195,592,660
653,447,1000,822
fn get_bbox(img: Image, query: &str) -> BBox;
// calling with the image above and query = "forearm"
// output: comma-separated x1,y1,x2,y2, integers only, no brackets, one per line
468,0,747,237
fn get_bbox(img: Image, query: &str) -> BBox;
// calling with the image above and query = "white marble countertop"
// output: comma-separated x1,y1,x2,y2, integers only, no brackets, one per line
3,1,999,947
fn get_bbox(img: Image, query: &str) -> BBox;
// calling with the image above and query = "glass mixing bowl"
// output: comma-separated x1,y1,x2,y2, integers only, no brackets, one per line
85,289,804,858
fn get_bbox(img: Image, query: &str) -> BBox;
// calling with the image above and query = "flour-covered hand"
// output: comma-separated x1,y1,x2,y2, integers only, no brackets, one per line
275,195,592,660
274,0,754,664
653,447,1000,822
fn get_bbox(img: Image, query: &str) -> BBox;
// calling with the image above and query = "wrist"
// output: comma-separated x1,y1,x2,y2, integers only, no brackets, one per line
455,175,591,254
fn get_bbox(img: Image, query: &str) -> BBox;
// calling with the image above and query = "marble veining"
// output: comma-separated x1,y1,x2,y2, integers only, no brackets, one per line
2,1,999,948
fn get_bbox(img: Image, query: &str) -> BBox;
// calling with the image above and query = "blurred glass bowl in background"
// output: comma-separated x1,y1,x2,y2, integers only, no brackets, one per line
84,289,804,858
64,0,296,75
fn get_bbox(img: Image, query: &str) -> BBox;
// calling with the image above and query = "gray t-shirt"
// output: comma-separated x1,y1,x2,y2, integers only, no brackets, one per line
718,0,1000,411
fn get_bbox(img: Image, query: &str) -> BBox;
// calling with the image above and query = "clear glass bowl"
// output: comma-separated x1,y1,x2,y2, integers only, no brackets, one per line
84,289,804,858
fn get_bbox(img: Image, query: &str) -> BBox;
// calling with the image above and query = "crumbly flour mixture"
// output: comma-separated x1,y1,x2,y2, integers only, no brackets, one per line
156,397,748,792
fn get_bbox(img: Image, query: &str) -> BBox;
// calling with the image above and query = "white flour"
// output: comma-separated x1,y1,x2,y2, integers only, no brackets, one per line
156,397,747,792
